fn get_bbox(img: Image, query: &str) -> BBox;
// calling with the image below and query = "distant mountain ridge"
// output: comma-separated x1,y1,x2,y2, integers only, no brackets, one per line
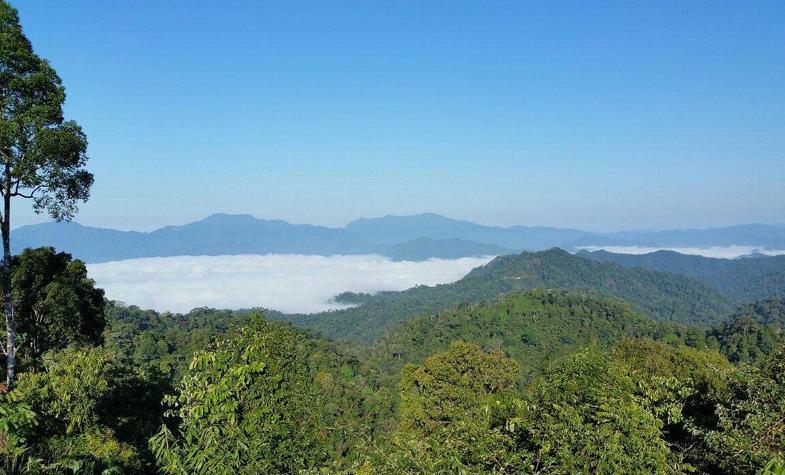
576,223,785,248
12,212,785,263
345,213,589,249
579,249,785,303
13,214,374,262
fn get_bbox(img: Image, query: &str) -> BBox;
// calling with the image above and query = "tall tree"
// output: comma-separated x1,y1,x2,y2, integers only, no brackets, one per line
0,2,93,388
12,247,105,368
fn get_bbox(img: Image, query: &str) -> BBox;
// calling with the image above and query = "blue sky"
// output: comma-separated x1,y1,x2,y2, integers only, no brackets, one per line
11,0,785,231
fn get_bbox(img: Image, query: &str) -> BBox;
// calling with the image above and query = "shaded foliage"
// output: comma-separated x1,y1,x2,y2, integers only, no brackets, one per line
697,345,785,473
709,298,785,363
1,347,144,473
11,247,104,369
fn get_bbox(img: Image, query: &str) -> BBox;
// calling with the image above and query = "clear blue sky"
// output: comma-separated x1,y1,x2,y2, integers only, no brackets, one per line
11,0,785,231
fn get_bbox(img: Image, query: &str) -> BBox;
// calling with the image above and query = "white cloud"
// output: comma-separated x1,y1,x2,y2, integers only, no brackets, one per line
576,245,785,259
87,254,495,314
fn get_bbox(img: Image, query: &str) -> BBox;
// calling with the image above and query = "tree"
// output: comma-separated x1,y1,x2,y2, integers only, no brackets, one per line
2,346,142,473
12,247,105,369
357,341,526,473
696,343,785,473
513,346,682,474
0,1,93,388
150,315,326,475
398,340,519,435
611,338,735,472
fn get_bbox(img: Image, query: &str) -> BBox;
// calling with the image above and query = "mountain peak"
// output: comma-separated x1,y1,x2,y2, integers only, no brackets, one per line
349,212,456,225
200,213,259,223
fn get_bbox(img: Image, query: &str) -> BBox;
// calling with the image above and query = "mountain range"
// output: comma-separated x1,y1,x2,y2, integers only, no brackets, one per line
12,213,785,263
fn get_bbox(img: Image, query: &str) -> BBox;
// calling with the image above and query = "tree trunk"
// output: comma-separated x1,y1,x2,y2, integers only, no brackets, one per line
2,164,13,389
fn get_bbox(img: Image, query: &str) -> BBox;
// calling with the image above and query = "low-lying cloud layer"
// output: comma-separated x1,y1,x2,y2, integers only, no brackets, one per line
87,254,494,314
578,245,785,259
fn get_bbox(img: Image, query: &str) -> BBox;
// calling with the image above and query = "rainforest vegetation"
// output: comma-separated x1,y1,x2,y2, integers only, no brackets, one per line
2,262,784,473
1,1,784,473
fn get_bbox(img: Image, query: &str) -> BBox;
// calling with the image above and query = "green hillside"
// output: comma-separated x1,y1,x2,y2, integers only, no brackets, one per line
580,249,785,302
367,289,702,383
708,297,785,363
283,248,732,343
730,297,785,326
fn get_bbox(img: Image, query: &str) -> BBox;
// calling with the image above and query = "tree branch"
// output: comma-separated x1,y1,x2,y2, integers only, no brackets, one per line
11,185,42,199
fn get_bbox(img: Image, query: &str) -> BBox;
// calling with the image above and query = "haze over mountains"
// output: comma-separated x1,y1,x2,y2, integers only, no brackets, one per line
14,212,785,263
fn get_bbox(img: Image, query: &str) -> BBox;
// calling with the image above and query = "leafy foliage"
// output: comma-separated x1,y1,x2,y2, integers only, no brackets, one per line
0,247,781,475
3,1,785,472
0,1,93,217
399,340,519,435
512,346,681,474
149,315,328,475
354,342,528,474
10,247,105,368
696,345,785,474
0,396,36,474
354,341,747,474
708,298,785,363
2,347,142,473
1,0,94,390
103,303,248,381
3,280,785,474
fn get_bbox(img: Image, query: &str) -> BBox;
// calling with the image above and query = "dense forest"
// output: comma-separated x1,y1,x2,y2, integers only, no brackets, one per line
1,1,784,474
2,246,784,473
580,250,785,302
286,248,734,343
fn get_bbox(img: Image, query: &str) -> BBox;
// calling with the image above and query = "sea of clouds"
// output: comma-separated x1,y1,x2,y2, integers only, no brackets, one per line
87,254,495,314
577,245,785,259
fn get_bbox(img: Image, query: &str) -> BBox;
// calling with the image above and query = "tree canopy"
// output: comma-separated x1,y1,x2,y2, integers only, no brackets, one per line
149,315,327,475
11,247,104,368
0,0,93,388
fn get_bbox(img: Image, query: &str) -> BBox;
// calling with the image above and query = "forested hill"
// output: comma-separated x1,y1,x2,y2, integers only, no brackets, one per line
731,297,785,326
579,249,785,302
282,248,732,343
368,289,702,382
709,298,785,363
11,251,784,473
